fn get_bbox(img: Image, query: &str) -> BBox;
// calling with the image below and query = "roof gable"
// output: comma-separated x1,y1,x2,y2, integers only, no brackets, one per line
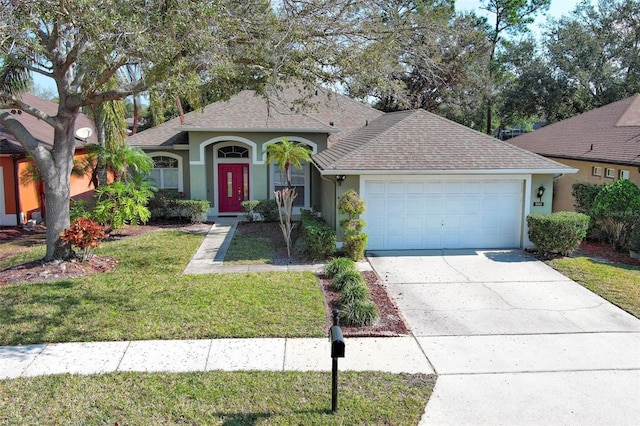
313,109,573,173
128,88,383,147
508,94,640,166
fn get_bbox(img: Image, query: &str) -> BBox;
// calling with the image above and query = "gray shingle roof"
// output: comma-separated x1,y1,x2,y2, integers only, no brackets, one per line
128,88,383,147
508,94,640,166
1,92,96,154
312,109,573,173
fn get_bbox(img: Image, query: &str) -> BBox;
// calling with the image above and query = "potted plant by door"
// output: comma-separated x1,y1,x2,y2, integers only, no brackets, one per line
629,222,640,259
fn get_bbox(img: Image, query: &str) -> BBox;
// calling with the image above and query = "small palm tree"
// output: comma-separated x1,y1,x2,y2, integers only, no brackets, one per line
266,138,312,257
266,138,312,188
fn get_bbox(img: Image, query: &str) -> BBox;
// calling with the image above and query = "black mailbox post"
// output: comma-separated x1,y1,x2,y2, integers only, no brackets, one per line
329,309,344,413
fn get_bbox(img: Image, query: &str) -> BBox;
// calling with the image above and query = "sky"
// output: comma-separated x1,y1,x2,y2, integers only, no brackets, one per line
33,0,588,94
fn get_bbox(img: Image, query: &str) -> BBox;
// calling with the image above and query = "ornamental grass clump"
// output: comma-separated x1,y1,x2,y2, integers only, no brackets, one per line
325,257,357,279
340,299,378,326
338,280,370,305
332,269,364,292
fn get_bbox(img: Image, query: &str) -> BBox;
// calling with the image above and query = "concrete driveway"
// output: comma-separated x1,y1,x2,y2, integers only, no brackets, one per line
368,249,640,426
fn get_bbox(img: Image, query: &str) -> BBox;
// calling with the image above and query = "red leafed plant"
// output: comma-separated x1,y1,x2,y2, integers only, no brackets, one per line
60,218,106,262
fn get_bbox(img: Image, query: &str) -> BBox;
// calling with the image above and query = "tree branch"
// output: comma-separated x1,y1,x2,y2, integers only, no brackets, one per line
0,93,62,130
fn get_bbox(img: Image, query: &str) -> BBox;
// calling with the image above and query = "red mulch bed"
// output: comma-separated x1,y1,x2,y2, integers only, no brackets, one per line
572,241,640,267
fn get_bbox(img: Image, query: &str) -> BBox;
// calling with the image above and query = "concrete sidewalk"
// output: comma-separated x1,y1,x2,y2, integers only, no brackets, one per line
0,337,433,379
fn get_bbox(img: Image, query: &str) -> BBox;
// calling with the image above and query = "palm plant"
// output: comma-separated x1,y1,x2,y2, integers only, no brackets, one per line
265,138,312,257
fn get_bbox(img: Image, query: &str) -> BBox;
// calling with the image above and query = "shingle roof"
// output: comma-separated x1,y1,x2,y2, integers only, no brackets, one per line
312,109,573,173
0,92,96,154
508,94,640,166
128,88,383,147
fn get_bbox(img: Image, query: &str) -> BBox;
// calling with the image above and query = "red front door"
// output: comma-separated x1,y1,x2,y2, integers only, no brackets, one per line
218,164,249,212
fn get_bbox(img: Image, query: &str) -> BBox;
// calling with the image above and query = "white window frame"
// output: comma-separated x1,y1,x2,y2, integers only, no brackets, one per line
619,170,630,180
592,166,602,177
149,152,183,192
270,162,310,213
605,168,616,179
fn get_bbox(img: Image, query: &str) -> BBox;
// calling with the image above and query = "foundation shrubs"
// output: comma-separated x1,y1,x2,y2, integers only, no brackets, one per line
324,257,357,279
148,191,209,222
297,210,336,260
590,179,640,251
527,212,590,256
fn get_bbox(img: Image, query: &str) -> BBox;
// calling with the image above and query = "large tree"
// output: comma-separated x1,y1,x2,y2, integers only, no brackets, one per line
497,0,640,125
480,0,550,133
0,0,342,261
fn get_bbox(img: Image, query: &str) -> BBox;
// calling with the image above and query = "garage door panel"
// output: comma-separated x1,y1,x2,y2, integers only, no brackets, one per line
364,178,522,250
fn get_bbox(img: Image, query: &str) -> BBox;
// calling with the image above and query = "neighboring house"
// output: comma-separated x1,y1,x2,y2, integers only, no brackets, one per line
129,88,575,250
508,95,640,212
0,93,97,226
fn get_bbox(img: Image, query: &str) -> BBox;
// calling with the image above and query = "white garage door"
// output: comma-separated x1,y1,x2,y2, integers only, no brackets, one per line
362,177,524,250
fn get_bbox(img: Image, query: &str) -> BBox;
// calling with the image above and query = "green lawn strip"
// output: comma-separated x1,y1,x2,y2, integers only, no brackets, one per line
547,256,640,318
0,371,435,425
224,234,274,264
0,231,326,345
0,244,46,270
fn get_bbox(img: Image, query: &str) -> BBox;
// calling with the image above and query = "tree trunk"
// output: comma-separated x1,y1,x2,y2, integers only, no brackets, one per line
44,176,73,261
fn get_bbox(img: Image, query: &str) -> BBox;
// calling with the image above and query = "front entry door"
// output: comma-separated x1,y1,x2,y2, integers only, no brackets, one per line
218,164,249,212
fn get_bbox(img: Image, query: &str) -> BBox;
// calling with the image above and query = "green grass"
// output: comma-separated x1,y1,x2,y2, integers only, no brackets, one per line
548,256,640,318
225,234,274,264
0,371,435,425
0,230,326,345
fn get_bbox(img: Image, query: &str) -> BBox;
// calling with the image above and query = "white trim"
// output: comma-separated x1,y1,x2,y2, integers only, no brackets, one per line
148,151,184,192
212,141,253,215
179,126,339,134
261,137,318,162
191,136,259,166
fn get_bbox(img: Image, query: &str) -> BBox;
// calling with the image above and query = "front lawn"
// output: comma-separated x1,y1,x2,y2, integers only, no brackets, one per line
0,230,326,346
547,256,640,318
0,371,435,424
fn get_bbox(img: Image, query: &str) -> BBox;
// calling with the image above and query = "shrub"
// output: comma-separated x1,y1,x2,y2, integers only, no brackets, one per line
629,220,640,252
298,214,336,260
343,233,368,261
170,199,210,222
60,218,106,261
571,182,604,214
591,180,640,250
69,199,92,222
338,189,368,261
241,200,260,222
93,181,154,232
340,299,378,326
527,212,590,256
338,280,370,305
254,199,279,222
332,269,364,292
325,257,357,278
147,192,209,222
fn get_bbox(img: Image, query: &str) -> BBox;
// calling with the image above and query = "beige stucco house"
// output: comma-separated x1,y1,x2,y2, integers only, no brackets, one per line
508,95,640,212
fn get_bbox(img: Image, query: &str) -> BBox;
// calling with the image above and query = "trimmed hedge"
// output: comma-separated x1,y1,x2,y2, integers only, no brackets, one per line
148,192,210,223
527,212,589,256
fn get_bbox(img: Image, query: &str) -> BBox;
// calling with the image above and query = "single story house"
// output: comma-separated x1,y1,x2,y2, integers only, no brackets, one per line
508,95,640,212
129,88,576,250
0,93,97,226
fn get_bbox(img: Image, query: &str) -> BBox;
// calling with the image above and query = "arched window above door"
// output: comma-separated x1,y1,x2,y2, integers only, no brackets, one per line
218,146,249,158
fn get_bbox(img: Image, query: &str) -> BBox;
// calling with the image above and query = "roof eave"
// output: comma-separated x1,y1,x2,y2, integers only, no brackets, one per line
314,167,578,176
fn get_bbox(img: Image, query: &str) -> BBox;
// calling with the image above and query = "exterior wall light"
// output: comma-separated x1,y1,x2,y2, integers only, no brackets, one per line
537,185,546,200
336,175,346,186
